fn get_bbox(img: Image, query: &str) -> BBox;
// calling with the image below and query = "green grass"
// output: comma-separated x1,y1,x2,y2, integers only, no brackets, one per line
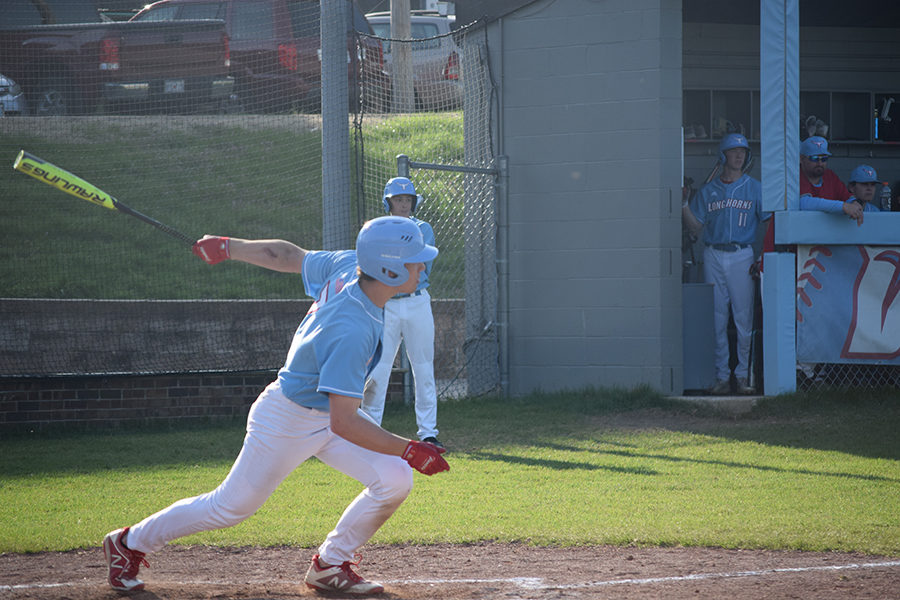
1,387,897,555
0,113,466,299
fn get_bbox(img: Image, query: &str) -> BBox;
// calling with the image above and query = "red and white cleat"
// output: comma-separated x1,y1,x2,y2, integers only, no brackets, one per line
304,553,384,595
103,527,149,592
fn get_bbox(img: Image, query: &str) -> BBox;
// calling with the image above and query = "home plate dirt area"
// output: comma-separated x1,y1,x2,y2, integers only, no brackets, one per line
2,543,899,600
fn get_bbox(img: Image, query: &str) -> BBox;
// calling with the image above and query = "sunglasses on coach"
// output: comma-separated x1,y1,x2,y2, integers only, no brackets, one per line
807,155,829,163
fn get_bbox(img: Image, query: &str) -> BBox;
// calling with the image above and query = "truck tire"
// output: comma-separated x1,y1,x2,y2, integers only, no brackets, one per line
32,77,75,116
218,94,244,114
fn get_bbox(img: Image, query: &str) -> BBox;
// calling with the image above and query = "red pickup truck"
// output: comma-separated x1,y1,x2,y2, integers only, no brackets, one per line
1,0,235,115
131,0,389,112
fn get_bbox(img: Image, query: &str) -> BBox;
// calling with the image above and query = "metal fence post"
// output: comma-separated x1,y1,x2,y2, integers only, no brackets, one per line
397,154,410,178
321,0,351,250
496,155,509,396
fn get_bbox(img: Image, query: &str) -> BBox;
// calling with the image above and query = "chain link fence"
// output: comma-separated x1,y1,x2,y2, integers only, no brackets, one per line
797,363,900,391
355,22,501,399
0,4,500,399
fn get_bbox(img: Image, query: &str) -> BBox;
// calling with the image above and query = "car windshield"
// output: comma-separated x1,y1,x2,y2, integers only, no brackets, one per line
134,3,226,21
369,20,442,53
2,0,101,26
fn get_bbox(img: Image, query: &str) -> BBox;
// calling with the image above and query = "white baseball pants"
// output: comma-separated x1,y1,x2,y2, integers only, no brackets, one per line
362,291,438,440
703,246,755,382
126,382,412,566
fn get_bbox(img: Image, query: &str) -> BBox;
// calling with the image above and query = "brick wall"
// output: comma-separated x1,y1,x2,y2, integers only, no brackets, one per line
0,372,271,435
0,370,407,435
0,298,460,434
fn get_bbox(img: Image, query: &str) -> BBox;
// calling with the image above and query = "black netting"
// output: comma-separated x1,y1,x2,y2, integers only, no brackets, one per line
1,2,495,388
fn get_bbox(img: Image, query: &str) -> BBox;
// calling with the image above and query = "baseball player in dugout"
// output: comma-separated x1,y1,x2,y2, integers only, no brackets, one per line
683,133,770,396
845,164,884,213
362,177,443,449
103,216,449,596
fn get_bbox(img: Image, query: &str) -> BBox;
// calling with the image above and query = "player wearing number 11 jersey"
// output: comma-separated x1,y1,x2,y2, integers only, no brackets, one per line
684,133,770,395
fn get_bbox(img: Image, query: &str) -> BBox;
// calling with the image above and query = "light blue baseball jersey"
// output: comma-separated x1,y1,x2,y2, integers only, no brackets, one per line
411,217,435,292
276,250,383,411
800,195,881,213
690,173,769,246
849,197,881,212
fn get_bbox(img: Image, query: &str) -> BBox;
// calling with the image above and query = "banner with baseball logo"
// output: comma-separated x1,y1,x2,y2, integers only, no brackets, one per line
796,245,900,363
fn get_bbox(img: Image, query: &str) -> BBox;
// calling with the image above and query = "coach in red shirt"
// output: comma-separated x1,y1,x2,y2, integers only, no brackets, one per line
761,136,865,258
797,136,864,224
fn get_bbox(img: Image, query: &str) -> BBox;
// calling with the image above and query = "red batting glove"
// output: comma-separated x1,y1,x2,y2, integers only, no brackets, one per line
192,236,230,265
402,440,449,475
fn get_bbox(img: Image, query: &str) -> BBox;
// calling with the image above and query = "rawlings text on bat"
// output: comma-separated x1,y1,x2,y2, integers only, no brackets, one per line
13,150,194,245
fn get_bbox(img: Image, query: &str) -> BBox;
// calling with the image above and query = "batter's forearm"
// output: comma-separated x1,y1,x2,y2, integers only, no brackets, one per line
228,239,306,273
330,410,410,456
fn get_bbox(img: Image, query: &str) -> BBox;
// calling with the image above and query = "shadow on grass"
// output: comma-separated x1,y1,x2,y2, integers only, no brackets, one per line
1,386,896,477
466,450,659,475
530,441,899,483
433,386,900,462
682,390,900,461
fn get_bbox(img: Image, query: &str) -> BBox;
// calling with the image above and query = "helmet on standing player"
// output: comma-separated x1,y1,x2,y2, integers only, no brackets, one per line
382,177,424,213
356,216,438,286
718,133,751,168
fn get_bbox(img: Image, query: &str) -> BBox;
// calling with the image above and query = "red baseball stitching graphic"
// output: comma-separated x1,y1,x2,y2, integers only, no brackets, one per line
795,245,832,322
841,246,900,360
874,250,900,331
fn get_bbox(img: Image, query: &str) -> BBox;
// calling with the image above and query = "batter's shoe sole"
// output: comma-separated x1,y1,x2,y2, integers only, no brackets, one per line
304,554,384,595
103,527,149,592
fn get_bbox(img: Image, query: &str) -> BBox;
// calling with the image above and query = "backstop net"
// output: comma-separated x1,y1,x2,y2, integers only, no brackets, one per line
0,3,499,401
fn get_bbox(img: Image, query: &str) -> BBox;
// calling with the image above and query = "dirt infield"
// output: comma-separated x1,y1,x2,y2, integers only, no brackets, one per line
2,543,898,599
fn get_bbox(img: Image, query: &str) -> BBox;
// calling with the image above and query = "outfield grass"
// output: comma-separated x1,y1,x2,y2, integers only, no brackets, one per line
1,388,897,556
0,114,466,300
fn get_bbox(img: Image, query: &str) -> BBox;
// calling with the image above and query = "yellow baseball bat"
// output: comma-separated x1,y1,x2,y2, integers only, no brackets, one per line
13,150,194,245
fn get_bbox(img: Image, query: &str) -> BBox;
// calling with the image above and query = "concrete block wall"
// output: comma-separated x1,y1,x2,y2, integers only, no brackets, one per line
491,0,684,395
0,298,464,378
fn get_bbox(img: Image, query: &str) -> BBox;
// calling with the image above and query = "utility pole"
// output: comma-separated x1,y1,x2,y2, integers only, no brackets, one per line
321,0,351,249
391,0,414,113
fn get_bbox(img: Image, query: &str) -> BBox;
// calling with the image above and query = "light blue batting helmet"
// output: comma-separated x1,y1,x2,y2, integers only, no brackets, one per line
719,133,751,166
356,216,438,286
382,177,424,213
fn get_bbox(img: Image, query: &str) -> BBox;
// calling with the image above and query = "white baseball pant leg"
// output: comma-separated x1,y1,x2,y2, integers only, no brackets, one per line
361,300,405,426
401,292,438,440
362,292,438,440
126,383,412,564
703,246,756,382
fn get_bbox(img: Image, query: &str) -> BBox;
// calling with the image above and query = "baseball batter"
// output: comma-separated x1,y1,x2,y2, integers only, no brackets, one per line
103,216,448,596
683,133,769,395
363,177,442,447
